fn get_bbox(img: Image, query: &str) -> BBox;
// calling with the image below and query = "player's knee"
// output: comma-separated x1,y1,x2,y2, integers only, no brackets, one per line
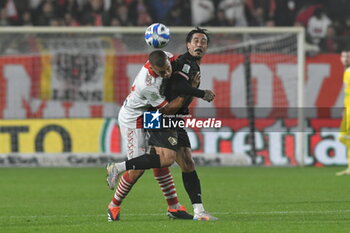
181,157,195,172
162,152,176,167
128,170,144,182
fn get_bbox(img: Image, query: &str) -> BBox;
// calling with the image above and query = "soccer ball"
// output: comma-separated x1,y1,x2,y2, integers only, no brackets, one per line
145,23,170,48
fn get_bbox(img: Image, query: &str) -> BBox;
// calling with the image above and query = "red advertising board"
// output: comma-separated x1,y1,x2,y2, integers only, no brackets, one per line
0,53,347,166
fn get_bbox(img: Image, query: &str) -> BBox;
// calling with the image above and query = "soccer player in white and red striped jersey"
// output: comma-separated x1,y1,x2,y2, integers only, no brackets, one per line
107,50,214,221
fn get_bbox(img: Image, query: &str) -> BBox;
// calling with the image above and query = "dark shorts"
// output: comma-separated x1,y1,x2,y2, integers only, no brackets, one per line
176,127,191,148
147,128,191,151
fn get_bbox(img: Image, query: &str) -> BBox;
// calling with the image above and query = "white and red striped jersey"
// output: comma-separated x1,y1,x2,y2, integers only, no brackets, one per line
118,52,175,128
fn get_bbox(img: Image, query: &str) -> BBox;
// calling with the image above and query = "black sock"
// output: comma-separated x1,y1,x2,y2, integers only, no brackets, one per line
125,153,161,170
182,170,202,204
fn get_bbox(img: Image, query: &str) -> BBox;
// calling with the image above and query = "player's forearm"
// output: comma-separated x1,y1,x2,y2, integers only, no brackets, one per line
180,86,205,98
160,96,185,115
172,76,205,98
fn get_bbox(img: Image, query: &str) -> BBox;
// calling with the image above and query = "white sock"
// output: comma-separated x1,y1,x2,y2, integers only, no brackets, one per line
193,203,205,215
115,162,126,172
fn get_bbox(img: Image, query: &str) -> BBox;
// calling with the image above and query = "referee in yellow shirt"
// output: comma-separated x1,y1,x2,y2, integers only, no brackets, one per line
337,51,350,175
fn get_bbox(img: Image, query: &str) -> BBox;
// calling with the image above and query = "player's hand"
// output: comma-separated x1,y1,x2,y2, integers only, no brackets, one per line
191,72,201,88
202,90,215,102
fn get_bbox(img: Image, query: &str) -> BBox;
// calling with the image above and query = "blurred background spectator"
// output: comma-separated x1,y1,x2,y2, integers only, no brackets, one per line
217,0,247,26
80,0,106,26
0,0,350,53
191,0,215,26
104,1,132,26
319,25,338,52
0,7,10,26
306,7,331,46
245,0,275,26
274,0,299,26
147,0,175,22
33,0,61,26
164,0,191,26
128,0,152,26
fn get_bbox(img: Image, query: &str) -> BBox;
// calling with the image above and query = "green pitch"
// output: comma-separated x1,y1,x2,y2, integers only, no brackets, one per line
1,166,350,233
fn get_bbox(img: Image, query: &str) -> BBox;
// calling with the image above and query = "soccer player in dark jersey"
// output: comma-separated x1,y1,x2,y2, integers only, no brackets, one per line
106,49,215,221
106,28,216,221
152,27,218,221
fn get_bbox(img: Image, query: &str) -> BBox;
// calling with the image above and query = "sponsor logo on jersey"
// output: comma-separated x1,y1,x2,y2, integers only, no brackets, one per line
182,64,191,74
168,137,178,146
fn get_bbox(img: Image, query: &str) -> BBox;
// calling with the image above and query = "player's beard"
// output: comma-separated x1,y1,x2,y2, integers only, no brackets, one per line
194,48,203,60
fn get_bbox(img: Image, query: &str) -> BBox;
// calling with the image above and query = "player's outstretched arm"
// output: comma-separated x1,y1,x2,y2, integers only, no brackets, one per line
172,72,215,102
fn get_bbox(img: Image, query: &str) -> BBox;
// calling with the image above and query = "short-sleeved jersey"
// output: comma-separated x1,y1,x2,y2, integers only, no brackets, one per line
162,52,201,115
118,52,175,128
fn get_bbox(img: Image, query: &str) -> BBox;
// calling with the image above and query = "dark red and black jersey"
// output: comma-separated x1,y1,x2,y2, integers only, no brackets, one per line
160,52,205,115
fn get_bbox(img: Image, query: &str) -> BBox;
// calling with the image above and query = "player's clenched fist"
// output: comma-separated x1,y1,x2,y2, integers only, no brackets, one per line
202,90,215,102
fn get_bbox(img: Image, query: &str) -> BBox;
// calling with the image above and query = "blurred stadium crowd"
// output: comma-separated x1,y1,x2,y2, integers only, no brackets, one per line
0,0,349,52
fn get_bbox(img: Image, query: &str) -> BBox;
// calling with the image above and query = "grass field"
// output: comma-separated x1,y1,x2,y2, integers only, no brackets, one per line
1,166,350,233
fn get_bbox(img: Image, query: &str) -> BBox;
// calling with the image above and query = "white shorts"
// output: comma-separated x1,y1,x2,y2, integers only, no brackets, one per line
119,123,146,159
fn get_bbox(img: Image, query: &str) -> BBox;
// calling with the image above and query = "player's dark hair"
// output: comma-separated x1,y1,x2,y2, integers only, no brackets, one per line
149,50,167,67
186,27,210,45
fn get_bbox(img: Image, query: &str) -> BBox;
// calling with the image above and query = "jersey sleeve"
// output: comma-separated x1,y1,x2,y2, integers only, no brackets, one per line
142,86,168,109
176,62,191,80
172,72,205,98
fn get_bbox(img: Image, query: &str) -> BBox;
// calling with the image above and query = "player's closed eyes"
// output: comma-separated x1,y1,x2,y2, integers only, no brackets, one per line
161,68,171,75
192,39,207,45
